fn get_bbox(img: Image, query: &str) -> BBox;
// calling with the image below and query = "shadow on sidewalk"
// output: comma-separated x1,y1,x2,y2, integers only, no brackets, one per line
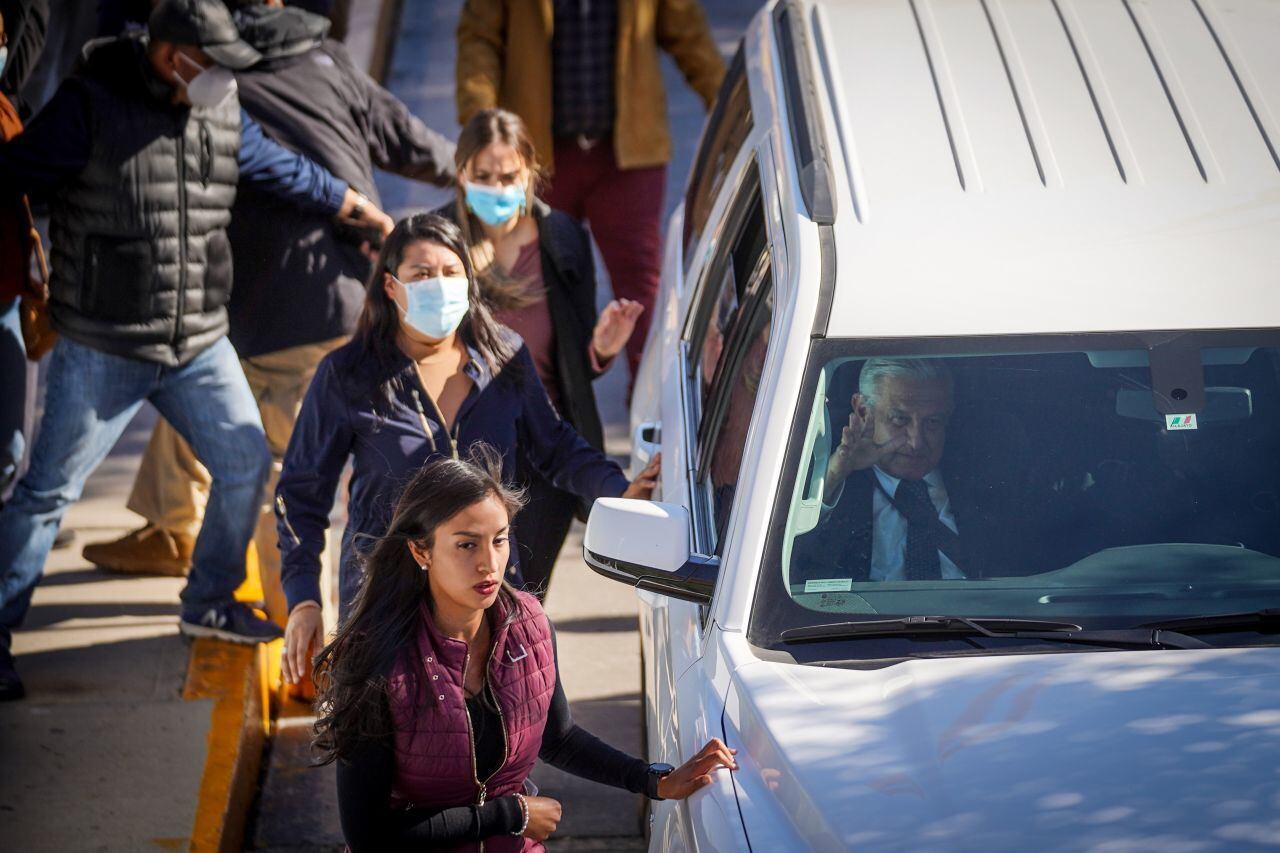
1,632,190,702
22,599,181,628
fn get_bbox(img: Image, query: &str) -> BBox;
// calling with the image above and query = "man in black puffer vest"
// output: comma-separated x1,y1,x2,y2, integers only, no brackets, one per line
0,0,391,701
89,1,456,639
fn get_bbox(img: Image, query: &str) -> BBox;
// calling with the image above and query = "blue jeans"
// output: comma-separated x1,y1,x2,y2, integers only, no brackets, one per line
0,299,36,502
0,336,270,629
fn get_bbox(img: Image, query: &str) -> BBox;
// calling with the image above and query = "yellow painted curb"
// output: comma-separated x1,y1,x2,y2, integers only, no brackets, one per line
183,546,280,852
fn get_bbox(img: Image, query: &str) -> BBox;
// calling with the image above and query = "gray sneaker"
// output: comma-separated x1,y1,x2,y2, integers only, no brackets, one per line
179,602,283,645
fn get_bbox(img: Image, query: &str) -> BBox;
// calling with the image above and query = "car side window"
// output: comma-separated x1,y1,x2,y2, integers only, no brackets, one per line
689,168,767,412
704,284,773,553
682,46,753,274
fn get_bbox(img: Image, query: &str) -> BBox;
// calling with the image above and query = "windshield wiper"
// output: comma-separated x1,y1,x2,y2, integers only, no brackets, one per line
1140,608,1280,634
780,615,1211,650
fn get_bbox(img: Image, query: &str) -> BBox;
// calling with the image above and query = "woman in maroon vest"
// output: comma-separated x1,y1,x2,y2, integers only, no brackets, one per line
314,449,736,850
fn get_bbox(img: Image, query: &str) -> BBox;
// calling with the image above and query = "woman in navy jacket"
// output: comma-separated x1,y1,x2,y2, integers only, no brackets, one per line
276,213,658,685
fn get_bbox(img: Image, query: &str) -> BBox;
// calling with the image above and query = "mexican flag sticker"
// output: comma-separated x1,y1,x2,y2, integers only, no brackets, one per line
1165,414,1198,431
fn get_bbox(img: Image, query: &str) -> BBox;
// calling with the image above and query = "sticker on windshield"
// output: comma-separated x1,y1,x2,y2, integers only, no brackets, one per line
1165,414,1198,431
805,578,852,593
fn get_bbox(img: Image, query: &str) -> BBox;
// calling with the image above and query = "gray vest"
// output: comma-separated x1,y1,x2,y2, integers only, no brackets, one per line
49,36,241,366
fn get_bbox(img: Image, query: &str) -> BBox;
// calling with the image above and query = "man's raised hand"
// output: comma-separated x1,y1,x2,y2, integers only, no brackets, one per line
823,396,906,499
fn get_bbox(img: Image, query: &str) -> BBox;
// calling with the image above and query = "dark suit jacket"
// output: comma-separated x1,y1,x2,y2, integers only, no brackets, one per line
791,467,1031,585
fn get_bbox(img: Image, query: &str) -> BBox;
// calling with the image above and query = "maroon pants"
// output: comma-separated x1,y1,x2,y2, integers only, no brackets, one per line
544,140,666,380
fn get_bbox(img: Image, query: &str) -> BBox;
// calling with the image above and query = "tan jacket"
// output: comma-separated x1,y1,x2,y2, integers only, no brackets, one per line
456,0,727,172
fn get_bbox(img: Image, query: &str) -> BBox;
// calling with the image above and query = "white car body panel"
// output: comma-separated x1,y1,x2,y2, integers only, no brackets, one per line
815,0,1280,339
724,646,1280,851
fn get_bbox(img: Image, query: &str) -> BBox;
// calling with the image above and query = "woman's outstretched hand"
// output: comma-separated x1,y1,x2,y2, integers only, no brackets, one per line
656,737,739,800
591,299,645,362
522,795,562,841
282,603,325,685
622,453,661,500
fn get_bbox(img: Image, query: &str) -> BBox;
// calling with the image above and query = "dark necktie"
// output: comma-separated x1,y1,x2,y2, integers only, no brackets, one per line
895,478,943,580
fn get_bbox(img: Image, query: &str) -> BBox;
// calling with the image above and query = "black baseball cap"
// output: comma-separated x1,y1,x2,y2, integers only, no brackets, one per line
148,0,262,70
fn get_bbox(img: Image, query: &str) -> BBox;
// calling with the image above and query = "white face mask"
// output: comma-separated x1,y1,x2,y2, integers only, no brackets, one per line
173,52,237,110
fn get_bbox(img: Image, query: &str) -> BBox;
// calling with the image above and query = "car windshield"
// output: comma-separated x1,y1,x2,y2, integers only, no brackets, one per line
749,332,1280,658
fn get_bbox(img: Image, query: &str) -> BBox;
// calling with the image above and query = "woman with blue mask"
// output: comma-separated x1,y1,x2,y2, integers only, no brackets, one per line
274,214,659,687
441,109,643,601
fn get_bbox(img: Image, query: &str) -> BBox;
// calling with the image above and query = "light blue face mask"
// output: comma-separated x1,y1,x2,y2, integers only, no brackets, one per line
0,46,8,79
394,275,470,340
464,181,526,226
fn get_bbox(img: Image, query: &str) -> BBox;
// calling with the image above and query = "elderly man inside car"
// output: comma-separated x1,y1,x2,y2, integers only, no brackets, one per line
791,357,1033,584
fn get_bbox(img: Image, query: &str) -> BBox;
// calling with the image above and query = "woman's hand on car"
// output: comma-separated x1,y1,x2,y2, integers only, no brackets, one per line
591,299,645,362
657,737,739,800
522,795,562,840
281,602,325,685
622,453,661,500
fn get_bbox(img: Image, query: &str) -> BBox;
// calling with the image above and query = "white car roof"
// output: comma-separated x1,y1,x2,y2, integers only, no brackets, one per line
806,0,1280,339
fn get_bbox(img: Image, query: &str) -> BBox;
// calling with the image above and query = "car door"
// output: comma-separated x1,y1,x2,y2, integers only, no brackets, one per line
651,161,776,851
636,45,757,775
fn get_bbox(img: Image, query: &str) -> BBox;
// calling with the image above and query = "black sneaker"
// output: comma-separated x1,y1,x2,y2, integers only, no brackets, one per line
179,601,284,645
0,630,24,701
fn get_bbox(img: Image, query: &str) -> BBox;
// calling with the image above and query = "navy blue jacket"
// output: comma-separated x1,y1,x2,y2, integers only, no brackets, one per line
276,334,630,612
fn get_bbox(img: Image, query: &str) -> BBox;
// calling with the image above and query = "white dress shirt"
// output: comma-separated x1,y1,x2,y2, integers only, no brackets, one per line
869,467,964,581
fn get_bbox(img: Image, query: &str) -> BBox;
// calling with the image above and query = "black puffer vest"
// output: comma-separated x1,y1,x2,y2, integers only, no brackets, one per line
48,35,241,366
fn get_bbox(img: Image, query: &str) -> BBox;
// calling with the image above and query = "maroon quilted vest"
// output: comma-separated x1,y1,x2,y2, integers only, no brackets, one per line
386,589,556,852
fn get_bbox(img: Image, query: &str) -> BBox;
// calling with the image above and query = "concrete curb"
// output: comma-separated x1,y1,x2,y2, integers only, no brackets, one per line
183,549,282,853
184,638,272,853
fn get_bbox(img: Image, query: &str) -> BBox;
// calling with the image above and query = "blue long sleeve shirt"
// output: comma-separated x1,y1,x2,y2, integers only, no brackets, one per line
0,79,347,211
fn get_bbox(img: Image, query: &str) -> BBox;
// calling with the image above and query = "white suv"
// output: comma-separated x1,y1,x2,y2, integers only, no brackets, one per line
585,0,1280,849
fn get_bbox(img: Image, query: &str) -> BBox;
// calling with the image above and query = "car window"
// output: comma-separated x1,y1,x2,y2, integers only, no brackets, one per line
750,335,1280,654
705,286,774,553
683,46,753,274
689,168,767,412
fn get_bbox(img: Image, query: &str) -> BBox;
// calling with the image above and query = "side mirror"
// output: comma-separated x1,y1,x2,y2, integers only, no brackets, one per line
583,499,719,604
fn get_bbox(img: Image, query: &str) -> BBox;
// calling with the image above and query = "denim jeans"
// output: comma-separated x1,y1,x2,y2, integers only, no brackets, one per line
0,299,37,502
0,335,270,629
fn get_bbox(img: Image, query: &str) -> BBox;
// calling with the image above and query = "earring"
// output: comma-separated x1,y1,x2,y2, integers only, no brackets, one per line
419,563,429,572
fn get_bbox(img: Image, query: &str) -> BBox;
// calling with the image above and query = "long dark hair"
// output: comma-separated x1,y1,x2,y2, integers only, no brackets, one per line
355,213,516,411
454,108,545,311
312,445,526,765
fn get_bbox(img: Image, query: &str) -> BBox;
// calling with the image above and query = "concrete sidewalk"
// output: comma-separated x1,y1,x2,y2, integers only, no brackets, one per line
0,407,217,851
